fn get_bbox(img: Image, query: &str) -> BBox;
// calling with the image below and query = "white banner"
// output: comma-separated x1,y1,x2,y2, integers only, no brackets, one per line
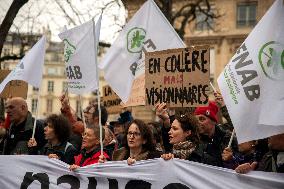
217,0,284,143
0,156,283,189
0,36,46,93
99,0,185,103
58,16,102,94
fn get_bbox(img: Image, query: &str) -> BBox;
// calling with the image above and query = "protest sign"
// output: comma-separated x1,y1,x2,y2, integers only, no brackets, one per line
0,156,283,189
145,47,210,107
102,85,123,114
122,74,146,107
0,70,28,99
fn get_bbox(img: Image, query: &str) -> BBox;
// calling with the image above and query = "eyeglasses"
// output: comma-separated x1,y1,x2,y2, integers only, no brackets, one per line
127,131,141,137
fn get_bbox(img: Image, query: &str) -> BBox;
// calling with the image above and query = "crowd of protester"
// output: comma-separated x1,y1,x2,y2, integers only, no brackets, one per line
0,92,283,175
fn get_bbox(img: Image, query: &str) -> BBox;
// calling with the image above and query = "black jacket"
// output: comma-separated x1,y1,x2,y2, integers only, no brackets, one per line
3,112,46,155
257,151,284,173
41,141,77,164
190,125,239,167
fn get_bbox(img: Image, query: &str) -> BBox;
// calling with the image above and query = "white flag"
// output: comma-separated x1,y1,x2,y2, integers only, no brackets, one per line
58,15,102,94
99,0,185,102
217,0,284,144
0,36,46,93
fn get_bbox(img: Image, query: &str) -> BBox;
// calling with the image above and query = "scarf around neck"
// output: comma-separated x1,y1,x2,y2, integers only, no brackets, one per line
172,141,196,160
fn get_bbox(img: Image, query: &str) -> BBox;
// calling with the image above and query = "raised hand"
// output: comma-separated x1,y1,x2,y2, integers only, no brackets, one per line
154,102,169,121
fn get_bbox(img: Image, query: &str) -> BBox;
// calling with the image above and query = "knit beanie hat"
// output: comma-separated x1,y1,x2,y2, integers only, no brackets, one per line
194,101,218,123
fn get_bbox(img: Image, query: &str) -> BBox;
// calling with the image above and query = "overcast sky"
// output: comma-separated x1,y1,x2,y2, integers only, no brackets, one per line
0,0,126,43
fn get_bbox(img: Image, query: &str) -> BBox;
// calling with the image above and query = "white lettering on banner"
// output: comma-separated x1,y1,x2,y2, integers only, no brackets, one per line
0,156,283,189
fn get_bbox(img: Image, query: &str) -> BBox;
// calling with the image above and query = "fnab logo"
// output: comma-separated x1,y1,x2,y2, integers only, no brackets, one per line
63,39,76,63
259,41,284,80
127,27,146,53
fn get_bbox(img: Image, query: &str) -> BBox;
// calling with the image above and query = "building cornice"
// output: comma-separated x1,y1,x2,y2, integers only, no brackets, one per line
186,33,247,44
185,34,247,53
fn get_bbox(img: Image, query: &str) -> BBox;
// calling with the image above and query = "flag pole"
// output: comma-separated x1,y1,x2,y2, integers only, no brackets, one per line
210,82,217,93
227,129,235,148
93,15,104,155
32,87,41,138
79,95,87,129
64,86,70,108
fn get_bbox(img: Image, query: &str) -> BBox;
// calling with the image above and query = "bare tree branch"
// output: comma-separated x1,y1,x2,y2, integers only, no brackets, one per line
0,0,29,62
54,0,77,26
123,0,220,40
66,0,84,24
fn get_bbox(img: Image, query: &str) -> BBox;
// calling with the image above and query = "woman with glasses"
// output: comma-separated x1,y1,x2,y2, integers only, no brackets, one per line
112,119,161,165
161,113,200,161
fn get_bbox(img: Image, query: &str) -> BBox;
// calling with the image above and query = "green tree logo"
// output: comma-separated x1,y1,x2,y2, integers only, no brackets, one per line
258,41,284,80
63,39,76,63
127,27,146,53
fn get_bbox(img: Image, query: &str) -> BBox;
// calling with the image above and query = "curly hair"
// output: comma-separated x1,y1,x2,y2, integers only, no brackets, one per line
175,113,200,144
124,119,155,152
46,114,71,143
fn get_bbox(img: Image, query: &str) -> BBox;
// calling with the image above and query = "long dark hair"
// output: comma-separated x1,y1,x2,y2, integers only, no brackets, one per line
124,119,155,152
175,113,200,144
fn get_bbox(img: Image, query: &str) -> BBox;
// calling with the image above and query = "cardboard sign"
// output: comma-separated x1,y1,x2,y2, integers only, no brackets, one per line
102,85,123,114
0,70,28,99
123,74,145,107
145,47,210,107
